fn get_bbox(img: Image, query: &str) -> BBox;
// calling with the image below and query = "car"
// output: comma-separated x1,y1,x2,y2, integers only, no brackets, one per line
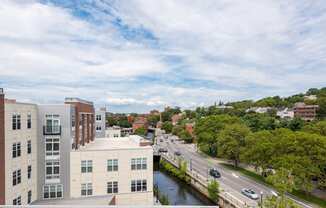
159,139,163,142
174,151,181,156
241,188,259,200
158,148,168,153
209,168,221,178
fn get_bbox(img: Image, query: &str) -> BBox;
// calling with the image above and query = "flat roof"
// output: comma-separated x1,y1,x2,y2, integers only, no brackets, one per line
76,136,152,151
32,195,114,205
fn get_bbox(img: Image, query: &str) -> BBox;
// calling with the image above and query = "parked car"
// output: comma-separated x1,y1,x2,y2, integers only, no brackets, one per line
174,151,181,156
241,188,259,200
209,168,221,178
158,148,168,153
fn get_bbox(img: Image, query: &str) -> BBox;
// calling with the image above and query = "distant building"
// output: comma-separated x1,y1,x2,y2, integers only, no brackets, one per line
127,115,134,123
276,108,294,119
246,107,272,114
293,102,319,121
121,128,133,137
95,107,106,138
185,123,194,135
304,95,317,101
132,117,148,133
106,126,121,138
171,114,182,125
216,105,234,109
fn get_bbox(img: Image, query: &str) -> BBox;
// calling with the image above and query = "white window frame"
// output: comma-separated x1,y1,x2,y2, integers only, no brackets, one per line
45,138,60,157
12,113,21,130
107,159,118,172
107,181,118,193
131,158,147,170
13,196,21,205
28,165,32,179
81,160,93,173
27,140,32,154
96,115,101,121
27,113,32,129
12,142,21,158
43,184,63,199
131,179,147,192
45,160,60,180
81,183,92,196
45,114,60,133
96,125,102,132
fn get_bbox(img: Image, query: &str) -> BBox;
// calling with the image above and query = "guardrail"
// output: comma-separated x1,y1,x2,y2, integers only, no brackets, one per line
160,152,252,208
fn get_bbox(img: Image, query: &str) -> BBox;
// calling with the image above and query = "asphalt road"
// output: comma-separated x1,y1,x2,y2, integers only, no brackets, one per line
155,134,315,208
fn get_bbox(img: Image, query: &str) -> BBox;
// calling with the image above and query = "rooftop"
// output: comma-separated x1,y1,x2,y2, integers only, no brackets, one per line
65,97,93,105
76,135,152,151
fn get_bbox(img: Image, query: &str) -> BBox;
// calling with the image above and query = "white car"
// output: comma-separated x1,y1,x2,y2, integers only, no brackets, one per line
241,188,259,200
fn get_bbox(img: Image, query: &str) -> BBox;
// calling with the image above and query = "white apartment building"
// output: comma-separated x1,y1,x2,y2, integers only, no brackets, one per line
95,108,106,138
276,108,294,119
105,126,121,138
70,136,153,205
0,91,38,205
0,89,154,206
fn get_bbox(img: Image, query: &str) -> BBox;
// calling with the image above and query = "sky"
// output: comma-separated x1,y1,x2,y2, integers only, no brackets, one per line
1,0,326,113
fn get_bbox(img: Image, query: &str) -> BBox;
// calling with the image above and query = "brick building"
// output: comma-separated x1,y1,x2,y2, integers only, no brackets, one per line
293,102,319,121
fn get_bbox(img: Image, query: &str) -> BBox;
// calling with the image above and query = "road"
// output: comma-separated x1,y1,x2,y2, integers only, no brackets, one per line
155,134,315,208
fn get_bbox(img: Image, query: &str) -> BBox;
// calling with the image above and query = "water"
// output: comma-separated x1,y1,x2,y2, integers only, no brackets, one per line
154,170,214,206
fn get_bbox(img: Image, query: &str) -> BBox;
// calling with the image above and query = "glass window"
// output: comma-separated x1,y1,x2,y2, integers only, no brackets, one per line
12,114,21,130
27,190,32,204
96,115,101,121
45,161,60,180
45,138,59,156
13,196,21,205
81,183,92,196
131,158,147,170
28,165,32,179
27,140,32,154
107,159,118,172
43,184,63,199
107,181,118,193
81,160,92,173
131,180,147,192
27,113,32,129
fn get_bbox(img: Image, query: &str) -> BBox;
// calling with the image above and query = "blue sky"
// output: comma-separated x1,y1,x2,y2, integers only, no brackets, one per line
1,0,326,113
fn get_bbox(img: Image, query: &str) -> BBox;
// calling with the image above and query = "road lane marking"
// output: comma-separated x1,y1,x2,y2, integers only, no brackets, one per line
232,173,239,178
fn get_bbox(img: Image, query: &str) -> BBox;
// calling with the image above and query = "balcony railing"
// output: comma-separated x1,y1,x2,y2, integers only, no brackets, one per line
43,125,61,135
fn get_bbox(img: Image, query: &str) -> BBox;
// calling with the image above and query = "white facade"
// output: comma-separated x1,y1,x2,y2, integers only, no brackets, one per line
4,101,38,205
69,136,153,205
105,127,121,138
95,108,106,138
276,108,294,119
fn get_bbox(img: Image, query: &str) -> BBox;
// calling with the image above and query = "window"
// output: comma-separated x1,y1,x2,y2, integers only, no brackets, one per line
45,138,59,156
12,114,21,130
27,113,32,129
131,158,147,170
45,114,60,133
131,180,147,192
107,159,118,171
12,169,21,186
27,190,32,204
46,161,59,180
81,183,92,196
96,126,101,131
12,142,21,158
13,196,21,205
43,184,62,199
107,181,118,193
27,140,31,154
28,165,32,179
81,160,92,173
96,115,101,121
114,134,119,138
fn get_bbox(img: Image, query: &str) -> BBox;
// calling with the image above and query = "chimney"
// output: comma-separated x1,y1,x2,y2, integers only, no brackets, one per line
0,88,5,204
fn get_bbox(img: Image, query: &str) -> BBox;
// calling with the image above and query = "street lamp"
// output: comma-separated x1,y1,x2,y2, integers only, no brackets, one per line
260,191,264,207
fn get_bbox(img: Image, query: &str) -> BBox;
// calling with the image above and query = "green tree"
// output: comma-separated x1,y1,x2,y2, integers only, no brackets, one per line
134,127,147,136
287,117,304,131
207,180,219,202
194,115,241,156
218,123,251,167
148,114,160,126
241,130,274,175
162,121,173,133
303,121,326,136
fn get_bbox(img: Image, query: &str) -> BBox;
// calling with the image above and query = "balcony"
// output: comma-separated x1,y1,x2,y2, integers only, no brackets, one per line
43,125,61,135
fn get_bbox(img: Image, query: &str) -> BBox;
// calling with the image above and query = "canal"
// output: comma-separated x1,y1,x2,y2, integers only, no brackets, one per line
154,162,214,205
